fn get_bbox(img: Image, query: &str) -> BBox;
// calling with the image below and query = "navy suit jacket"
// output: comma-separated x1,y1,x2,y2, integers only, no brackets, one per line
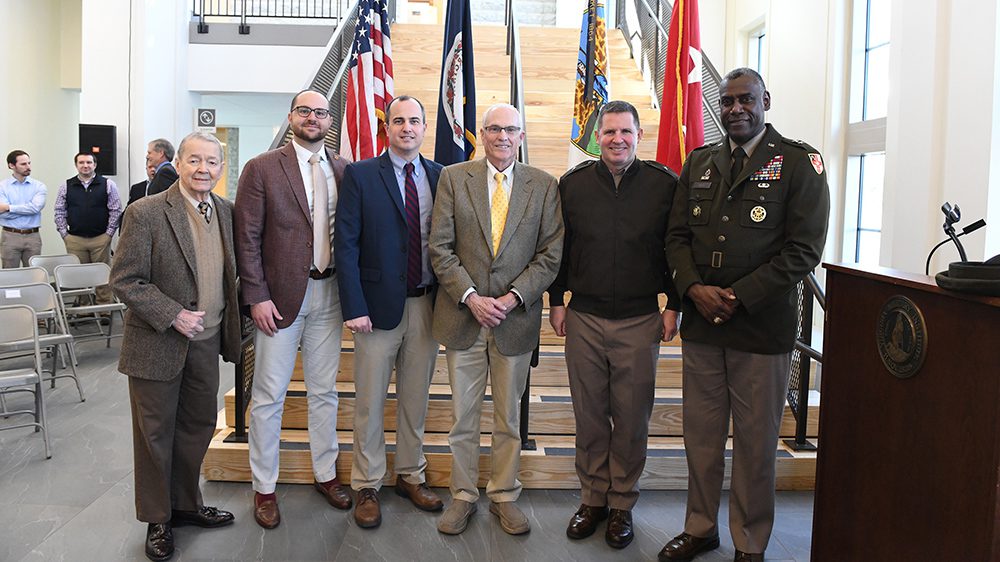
335,151,443,330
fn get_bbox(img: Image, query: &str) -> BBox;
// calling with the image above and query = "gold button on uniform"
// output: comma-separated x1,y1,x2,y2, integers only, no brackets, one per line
718,235,726,243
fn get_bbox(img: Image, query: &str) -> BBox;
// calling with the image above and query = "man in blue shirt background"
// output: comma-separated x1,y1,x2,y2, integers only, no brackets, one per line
1,150,46,268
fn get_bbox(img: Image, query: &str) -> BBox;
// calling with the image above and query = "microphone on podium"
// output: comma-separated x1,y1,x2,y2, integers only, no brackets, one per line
924,202,986,275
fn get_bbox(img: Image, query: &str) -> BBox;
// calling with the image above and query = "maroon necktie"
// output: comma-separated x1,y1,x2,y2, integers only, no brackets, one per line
404,162,422,291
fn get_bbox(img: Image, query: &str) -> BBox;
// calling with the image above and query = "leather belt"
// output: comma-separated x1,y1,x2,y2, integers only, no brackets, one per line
2,226,39,234
308,267,335,280
406,285,435,298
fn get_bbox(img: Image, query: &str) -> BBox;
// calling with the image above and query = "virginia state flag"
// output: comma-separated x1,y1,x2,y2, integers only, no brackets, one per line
434,0,477,165
569,0,609,166
655,0,704,173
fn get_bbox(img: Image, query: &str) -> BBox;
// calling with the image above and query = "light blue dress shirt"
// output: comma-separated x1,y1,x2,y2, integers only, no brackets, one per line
0,176,47,229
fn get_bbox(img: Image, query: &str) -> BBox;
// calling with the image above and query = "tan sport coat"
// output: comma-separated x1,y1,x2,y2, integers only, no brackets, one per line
111,183,241,380
234,142,347,328
429,159,563,356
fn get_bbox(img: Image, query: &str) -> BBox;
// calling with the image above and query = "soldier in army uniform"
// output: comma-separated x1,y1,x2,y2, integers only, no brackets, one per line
548,100,681,550
659,68,830,562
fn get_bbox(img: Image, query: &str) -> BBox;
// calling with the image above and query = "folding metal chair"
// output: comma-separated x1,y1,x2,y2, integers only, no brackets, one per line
0,266,49,287
53,263,126,348
28,254,90,301
0,304,52,459
0,283,84,402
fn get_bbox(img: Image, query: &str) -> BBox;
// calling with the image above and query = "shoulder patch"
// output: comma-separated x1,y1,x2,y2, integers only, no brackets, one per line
560,159,596,181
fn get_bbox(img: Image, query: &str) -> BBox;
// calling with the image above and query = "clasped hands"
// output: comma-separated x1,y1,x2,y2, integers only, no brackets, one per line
173,309,206,339
687,283,739,325
467,291,519,328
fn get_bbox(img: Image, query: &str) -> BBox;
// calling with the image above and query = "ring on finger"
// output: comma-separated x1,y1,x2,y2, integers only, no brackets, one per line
713,316,723,325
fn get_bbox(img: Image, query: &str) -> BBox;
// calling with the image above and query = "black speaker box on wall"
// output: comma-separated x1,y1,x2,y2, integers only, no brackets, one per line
79,124,117,176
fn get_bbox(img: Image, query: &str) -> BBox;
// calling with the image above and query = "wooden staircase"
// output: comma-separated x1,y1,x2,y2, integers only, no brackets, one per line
202,23,818,490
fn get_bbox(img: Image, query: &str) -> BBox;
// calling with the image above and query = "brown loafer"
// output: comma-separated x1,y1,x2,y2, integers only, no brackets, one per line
394,478,443,512
314,478,352,510
566,504,608,539
354,488,381,528
734,551,763,562
253,493,280,529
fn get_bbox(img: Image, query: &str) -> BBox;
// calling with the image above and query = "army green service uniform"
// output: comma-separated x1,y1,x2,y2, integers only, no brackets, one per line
665,124,830,553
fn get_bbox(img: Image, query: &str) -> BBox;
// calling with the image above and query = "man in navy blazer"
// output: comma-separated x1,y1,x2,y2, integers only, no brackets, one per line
335,95,445,529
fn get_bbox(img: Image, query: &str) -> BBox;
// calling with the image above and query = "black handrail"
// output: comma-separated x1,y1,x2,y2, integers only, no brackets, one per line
784,272,825,451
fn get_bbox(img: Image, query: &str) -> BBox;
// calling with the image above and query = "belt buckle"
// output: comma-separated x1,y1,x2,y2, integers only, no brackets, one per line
711,251,723,268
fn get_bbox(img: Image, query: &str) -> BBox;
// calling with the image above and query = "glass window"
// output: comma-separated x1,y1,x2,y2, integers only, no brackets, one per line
854,153,885,264
861,0,891,120
748,27,767,78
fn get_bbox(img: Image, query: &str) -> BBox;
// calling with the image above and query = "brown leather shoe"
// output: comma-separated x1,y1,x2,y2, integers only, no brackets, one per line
734,551,763,562
658,532,721,561
566,504,608,539
314,478,352,510
253,493,280,529
394,478,443,512
354,488,381,528
605,508,634,549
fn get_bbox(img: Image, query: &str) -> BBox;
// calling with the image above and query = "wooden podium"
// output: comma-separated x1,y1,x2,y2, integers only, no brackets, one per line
812,263,1000,560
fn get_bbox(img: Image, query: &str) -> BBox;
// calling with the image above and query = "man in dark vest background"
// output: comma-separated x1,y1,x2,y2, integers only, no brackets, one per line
54,152,123,304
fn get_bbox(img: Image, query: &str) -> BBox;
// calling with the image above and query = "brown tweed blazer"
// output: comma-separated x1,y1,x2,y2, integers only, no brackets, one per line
111,183,241,381
429,159,564,356
234,142,347,328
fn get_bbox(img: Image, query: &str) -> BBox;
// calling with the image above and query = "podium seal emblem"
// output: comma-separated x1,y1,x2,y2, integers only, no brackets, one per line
876,295,927,379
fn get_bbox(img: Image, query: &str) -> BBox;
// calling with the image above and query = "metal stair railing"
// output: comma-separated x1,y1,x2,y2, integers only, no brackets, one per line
268,0,373,151
616,0,724,145
193,0,348,34
785,272,825,451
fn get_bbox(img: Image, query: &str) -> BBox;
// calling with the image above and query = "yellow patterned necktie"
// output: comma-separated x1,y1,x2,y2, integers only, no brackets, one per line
491,171,508,256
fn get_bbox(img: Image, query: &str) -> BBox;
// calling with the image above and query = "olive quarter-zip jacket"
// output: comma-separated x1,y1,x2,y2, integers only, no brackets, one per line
548,157,681,318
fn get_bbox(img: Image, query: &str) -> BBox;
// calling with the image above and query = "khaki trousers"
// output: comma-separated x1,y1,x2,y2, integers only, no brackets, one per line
63,233,113,303
351,293,438,490
565,308,661,510
1,231,42,268
446,326,532,503
128,332,221,523
681,340,792,554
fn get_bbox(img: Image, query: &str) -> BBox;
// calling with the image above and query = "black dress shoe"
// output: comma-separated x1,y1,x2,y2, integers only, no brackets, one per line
659,532,721,561
734,550,763,562
566,504,609,539
604,508,634,549
171,505,235,528
145,523,174,561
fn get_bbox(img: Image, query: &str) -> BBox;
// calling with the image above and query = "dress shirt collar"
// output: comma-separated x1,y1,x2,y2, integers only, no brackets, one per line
728,126,768,159
292,139,326,165
388,149,421,179
486,159,515,184
178,183,214,211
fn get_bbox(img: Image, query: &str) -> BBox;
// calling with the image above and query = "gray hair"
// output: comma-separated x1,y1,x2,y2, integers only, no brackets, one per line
177,132,224,160
482,103,524,129
148,138,175,161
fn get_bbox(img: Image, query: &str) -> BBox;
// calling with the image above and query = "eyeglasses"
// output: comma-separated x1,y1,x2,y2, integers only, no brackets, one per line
292,106,332,119
484,125,521,135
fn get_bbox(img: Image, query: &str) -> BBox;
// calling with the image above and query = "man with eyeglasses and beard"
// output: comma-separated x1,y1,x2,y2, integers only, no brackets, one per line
235,89,352,529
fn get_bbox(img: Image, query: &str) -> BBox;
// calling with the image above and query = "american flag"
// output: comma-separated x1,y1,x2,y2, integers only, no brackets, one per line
343,0,394,160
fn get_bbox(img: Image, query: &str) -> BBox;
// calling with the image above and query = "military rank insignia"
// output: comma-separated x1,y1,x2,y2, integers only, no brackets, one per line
700,169,711,180
692,205,702,217
750,155,783,181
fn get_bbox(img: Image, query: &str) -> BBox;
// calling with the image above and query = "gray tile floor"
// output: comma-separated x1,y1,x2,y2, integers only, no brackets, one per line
0,339,815,561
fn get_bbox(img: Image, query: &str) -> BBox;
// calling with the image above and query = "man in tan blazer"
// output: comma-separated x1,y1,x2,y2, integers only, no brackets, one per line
234,90,351,529
430,103,564,536
112,132,241,561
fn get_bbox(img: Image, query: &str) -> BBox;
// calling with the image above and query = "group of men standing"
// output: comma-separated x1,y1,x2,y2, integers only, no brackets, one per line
100,65,827,562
